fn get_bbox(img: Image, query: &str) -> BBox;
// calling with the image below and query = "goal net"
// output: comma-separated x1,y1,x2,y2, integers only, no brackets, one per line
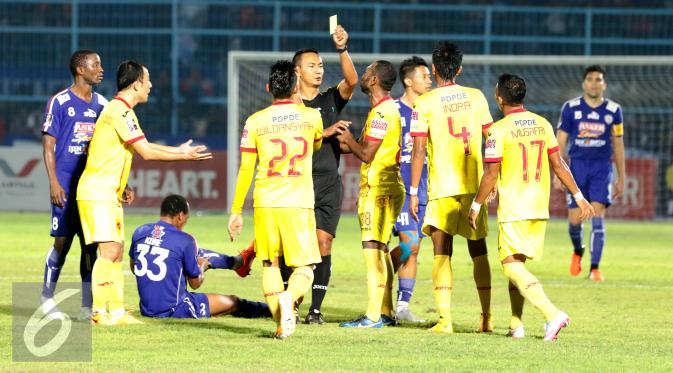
228,52,673,219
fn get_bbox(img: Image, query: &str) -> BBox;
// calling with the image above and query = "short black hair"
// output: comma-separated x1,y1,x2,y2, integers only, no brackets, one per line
497,73,527,106
160,194,189,217
292,48,320,67
69,49,97,78
583,65,605,79
399,56,428,88
373,60,397,92
269,60,296,99
432,42,462,81
117,60,146,91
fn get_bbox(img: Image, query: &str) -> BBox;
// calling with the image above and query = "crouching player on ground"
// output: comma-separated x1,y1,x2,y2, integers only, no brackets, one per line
469,74,594,341
129,194,270,319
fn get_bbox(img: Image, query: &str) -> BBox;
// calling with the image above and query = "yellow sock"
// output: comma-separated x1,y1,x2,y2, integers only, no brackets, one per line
287,266,314,303
381,252,394,318
91,257,113,313
508,281,524,329
472,254,491,315
363,249,386,321
108,261,125,316
432,255,453,325
503,262,558,322
262,267,284,323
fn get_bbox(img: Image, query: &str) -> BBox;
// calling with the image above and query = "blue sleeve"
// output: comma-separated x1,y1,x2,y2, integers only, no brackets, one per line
128,227,143,260
615,105,623,124
557,103,573,133
42,97,61,137
182,236,202,278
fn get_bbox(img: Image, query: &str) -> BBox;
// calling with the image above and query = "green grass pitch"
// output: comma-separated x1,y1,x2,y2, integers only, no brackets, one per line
1,212,672,372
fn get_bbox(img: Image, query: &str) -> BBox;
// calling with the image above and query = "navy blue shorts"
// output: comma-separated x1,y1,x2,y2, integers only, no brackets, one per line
50,195,82,237
393,196,426,238
171,292,210,319
567,158,613,208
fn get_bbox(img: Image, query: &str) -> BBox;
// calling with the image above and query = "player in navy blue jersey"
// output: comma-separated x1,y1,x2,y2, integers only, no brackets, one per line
390,56,432,323
40,50,106,321
129,195,269,320
555,65,626,282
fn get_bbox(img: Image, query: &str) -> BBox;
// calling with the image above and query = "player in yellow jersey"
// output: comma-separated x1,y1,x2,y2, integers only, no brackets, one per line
336,60,405,328
77,60,212,325
227,60,324,339
469,74,594,341
409,42,494,334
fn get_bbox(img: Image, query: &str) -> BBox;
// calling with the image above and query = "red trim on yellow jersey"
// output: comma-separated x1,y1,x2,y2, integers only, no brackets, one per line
272,100,294,105
548,145,560,154
484,157,502,163
504,107,527,116
314,137,321,142
240,147,257,153
410,131,428,137
438,82,456,88
114,96,132,109
372,95,392,109
126,135,145,144
365,135,383,142
482,122,493,130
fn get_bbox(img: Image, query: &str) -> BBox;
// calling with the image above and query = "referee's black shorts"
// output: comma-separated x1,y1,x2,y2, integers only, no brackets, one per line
313,173,343,237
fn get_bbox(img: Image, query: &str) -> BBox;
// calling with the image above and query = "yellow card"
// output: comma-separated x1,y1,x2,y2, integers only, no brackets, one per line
329,15,337,34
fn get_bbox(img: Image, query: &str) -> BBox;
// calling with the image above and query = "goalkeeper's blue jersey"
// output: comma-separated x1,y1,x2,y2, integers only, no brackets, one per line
129,221,202,317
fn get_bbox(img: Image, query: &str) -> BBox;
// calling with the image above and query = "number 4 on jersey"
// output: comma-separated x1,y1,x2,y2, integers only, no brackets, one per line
448,117,471,155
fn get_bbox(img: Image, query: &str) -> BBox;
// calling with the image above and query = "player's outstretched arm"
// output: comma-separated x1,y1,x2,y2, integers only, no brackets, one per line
333,25,358,99
469,162,499,230
337,130,381,164
131,138,212,161
42,134,66,208
549,151,595,220
409,136,427,222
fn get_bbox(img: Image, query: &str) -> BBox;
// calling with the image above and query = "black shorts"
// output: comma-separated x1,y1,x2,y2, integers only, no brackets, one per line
313,173,343,237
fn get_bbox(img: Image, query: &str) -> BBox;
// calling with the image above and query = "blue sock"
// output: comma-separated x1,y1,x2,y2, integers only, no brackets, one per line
569,223,584,256
590,217,605,270
42,247,66,299
397,277,416,305
80,246,96,308
198,248,236,270
232,299,272,318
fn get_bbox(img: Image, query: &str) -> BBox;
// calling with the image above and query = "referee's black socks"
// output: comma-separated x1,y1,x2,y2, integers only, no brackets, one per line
310,255,332,313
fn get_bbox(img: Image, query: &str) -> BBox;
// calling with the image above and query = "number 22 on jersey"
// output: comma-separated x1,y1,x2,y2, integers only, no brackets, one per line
267,137,308,177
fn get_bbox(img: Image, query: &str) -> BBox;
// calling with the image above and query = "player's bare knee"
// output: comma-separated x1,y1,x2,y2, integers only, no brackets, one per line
467,239,488,258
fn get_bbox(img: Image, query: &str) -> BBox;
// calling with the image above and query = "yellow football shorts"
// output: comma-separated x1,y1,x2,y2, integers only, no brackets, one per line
253,207,321,267
357,186,405,244
498,219,547,261
77,200,124,245
422,194,488,240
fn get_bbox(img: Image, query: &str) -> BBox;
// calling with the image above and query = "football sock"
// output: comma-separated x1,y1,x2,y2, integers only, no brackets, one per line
432,255,453,326
42,246,66,299
262,267,284,323
364,249,386,321
397,277,416,306
590,217,605,270
91,257,113,314
108,261,125,315
80,245,96,308
197,248,236,269
503,262,558,322
309,255,331,313
232,298,272,318
279,257,292,289
472,254,492,315
569,223,585,256
381,253,394,318
287,266,314,303
508,281,525,329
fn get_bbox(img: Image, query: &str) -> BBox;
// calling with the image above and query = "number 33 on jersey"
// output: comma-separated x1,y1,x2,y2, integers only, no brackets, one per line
239,100,323,209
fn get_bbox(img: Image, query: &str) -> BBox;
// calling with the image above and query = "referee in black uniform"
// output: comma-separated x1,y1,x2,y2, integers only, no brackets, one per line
290,24,358,324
